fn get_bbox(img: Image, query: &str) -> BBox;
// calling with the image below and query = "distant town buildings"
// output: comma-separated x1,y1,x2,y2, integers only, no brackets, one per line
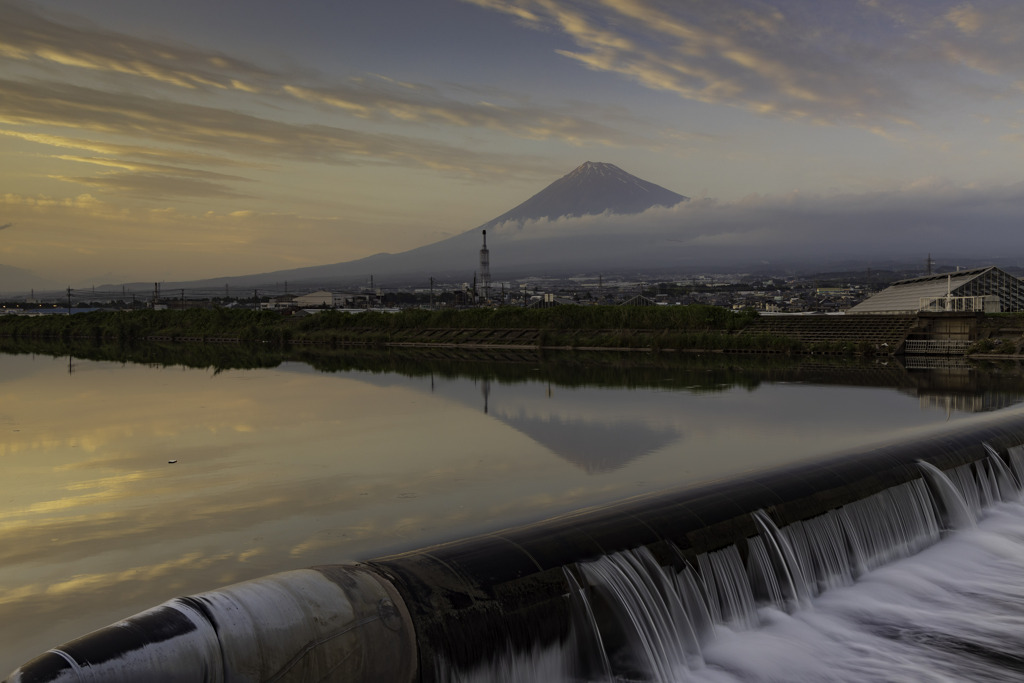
9,264,1024,316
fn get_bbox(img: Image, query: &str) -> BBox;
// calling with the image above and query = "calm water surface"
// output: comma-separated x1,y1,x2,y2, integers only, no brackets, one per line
2,351,1024,674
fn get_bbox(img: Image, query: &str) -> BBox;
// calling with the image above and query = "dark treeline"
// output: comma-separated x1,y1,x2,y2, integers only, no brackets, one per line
8,334,1024,397
0,337,286,372
0,336,934,393
0,305,912,354
0,305,766,345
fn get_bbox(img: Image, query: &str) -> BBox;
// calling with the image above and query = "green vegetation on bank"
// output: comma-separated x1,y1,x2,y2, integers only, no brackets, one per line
0,305,881,354
0,337,948,395
967,314,1024,355
0,308,291,343
0,304,746,339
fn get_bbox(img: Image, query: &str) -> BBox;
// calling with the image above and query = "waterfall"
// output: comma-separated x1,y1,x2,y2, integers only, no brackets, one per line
919,460,977,529
1008,443,1024,486
577,547,699,682
983,442,1020,498
568,477,951,679
442,445,1024,683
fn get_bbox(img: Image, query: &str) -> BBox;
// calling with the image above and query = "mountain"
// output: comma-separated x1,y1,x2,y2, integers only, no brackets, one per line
481,161,688,229
131,162,691,291
0,264,60,294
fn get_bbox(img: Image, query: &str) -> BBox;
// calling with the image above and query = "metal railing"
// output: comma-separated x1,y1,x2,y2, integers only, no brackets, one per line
918,296,991,313
903,339,972,355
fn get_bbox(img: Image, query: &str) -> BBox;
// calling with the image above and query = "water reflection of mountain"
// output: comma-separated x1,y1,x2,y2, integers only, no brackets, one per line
492,411,681,474
416,376,685,473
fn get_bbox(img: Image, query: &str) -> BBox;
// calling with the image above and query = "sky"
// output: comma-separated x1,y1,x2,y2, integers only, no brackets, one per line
3,0,1024,289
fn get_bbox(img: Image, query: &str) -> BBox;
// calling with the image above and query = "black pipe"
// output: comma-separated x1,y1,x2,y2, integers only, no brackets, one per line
368,412,1024,680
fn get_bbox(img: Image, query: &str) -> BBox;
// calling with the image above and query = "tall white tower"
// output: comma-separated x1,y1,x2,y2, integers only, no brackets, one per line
479,230,491,301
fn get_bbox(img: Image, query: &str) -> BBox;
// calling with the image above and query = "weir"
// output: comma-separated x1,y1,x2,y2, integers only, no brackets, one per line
8,413,1024,683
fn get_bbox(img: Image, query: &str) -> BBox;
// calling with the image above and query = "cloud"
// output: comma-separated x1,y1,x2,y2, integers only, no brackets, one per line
460,0,544,24
0,0,279,92
0,129,278,202
491,179,1024,268
283,81,645,147
0,129,270,169
934,3,1024,80
463,0,1024,129
0,1,652,153
1,129,264,200
0,78,554,181
946,5,984,35
51,172,251,200
47,156,254,199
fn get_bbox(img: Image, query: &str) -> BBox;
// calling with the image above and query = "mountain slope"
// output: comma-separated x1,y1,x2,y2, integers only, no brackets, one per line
482,161,687,229
147,162,691,290
0,264,60,293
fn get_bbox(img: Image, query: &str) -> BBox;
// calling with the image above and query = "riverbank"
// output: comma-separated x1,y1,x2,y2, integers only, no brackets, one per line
0,306,873,355
0,306,809,352
7,336,1024,397
7,306,1024,356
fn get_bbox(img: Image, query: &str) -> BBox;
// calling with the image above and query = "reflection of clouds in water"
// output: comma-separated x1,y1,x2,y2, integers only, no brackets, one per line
0,452,526,570
494,410,682,473
11,472,153,516
0,402,258,460
43,551,235,598
0,548,262,615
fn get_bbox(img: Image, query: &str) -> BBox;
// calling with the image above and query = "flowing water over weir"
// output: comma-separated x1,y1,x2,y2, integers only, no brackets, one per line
10,415,1024,683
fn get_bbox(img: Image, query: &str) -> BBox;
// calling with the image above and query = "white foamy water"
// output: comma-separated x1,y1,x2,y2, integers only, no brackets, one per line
694,504,1024,682
443,457,1024,682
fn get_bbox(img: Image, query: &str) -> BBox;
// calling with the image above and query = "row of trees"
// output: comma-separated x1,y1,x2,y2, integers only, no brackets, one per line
0,305,759,345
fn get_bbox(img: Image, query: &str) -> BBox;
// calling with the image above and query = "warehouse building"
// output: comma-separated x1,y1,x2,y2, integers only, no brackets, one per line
848,266,1024,314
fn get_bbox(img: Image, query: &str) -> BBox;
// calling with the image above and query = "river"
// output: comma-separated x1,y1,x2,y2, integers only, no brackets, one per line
2,348,1024,676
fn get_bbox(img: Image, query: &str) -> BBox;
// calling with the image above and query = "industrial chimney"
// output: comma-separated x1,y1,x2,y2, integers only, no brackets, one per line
479,230,491,301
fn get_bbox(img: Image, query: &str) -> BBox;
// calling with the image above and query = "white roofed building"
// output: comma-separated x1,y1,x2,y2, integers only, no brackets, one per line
293,290,341,308
848,266,1024,315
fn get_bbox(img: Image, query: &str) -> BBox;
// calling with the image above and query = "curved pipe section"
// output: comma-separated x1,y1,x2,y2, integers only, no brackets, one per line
4,566,416,683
